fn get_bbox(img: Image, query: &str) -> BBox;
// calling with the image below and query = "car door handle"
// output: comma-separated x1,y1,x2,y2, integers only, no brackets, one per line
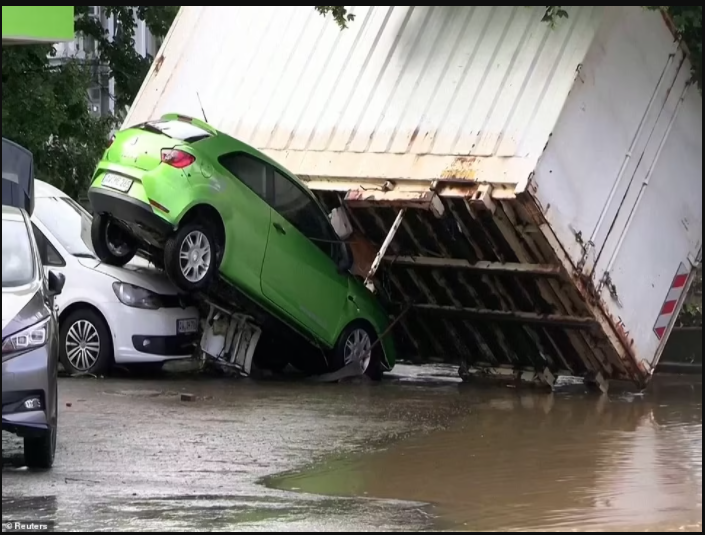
273,222,286,235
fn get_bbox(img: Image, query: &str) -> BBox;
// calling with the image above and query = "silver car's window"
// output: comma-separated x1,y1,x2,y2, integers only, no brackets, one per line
34,196,95,258
2,219,35,287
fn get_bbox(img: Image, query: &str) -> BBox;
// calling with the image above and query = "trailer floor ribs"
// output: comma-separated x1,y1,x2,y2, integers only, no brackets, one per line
313,181,642,388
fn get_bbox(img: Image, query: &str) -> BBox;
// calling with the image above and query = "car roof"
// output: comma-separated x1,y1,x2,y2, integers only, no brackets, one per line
34,179,69,199
1,204,26,222
127,116,316,197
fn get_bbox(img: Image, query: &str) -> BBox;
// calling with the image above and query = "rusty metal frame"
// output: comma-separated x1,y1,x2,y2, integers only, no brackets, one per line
311,177,646,388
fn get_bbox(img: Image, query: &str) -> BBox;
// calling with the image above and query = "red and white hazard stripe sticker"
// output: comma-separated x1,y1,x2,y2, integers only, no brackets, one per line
653,263,690,340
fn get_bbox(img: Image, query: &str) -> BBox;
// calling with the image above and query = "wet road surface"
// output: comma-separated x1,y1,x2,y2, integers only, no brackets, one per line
2,366,702,531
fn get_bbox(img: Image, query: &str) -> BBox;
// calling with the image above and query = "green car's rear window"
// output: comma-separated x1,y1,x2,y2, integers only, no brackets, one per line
136,120,212,143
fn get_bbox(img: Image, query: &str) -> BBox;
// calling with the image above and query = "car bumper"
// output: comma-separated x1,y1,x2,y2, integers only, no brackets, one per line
88,186,173,239
2,345,56,437
103,302,200,363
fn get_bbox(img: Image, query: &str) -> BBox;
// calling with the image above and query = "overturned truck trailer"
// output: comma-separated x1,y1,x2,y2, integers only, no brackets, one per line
124,5,702,389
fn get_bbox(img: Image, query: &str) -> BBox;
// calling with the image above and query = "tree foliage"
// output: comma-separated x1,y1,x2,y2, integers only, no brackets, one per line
677,266,703,327
315,6,702,87
2,6,177,199
2,44,114,198
74,6,179,115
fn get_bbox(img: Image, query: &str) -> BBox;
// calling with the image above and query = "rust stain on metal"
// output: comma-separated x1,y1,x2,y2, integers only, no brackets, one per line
344,189,438,211
347,231,378,279
516,190,645,385
153,54,165,74
433,183,479,198
440,156,479,180
568,253,642,382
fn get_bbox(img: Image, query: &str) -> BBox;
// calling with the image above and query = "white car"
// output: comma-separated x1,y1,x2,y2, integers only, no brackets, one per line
29,180,201,375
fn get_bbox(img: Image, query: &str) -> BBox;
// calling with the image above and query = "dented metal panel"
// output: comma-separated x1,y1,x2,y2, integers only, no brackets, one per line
125,5,602,185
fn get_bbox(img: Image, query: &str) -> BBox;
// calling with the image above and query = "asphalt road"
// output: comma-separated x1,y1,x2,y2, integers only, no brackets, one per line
2,367,464,531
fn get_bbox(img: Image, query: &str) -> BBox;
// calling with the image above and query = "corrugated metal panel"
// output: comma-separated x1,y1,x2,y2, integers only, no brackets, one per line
126,5,602,185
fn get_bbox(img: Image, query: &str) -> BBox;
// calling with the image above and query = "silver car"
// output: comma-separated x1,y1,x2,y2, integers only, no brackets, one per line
2,205,65,468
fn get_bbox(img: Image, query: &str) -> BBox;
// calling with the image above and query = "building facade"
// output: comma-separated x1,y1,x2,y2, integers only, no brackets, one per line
51,6,162,117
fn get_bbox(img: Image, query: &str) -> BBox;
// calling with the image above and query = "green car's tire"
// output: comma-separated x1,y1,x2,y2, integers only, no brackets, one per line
330,322,384,381
91,213,138,267
164,221,219,292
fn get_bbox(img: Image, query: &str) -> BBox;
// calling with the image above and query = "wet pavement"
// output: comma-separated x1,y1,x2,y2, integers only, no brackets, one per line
2,365,702,532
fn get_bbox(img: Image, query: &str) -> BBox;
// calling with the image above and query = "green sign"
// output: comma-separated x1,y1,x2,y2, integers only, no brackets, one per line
2,6,74,45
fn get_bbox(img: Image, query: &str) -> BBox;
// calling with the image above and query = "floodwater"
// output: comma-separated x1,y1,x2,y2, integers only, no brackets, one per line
270,372,703,532
2,366,702,531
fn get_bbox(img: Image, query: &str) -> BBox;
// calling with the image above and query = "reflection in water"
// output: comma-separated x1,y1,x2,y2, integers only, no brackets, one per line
271,378,702,532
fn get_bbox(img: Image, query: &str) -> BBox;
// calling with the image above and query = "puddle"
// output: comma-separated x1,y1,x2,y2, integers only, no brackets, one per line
269,377,702,531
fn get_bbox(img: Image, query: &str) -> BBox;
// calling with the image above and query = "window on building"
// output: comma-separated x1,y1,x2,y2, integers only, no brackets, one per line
82,35,96,55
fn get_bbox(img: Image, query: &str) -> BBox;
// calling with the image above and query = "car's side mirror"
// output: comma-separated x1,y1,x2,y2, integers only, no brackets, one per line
48,270,66,297
329,207,353,240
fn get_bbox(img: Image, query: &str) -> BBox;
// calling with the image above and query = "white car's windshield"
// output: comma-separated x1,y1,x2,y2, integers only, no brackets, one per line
2,219,35,287
34,196,96,258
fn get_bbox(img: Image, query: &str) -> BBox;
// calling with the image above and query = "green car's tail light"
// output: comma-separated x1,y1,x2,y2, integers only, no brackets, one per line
161,149,195,169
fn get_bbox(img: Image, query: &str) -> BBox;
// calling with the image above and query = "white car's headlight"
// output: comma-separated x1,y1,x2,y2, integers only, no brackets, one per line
2,317,50,360
112,282,163,310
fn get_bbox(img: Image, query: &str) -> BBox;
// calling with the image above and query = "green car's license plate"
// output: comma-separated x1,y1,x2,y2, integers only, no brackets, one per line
102,173,133,192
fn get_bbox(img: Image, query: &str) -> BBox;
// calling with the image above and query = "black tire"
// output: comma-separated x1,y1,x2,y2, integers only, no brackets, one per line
60,308,113,376
126,362,165,376
330,322,384,381
24,389,57,469
91,213,138,267
164,221,219,292
24,428,56,469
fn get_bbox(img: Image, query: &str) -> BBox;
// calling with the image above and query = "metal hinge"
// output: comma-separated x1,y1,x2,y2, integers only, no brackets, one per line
573,228,594,272
601,271,622,307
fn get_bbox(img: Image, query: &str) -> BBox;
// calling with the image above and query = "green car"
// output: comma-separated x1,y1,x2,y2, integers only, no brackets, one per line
87,114,396,378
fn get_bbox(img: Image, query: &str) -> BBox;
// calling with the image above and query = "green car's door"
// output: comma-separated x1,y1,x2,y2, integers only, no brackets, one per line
260,169,347,345
215,152,272,296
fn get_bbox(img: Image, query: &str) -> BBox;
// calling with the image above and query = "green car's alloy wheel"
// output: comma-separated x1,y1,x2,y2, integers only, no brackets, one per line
164,221,219,292
330,322,383,381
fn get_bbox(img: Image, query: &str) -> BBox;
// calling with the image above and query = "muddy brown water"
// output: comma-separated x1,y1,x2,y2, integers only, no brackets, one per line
269,373,702,532
2,367,702,531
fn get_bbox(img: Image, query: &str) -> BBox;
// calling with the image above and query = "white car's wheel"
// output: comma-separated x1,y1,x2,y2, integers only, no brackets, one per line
60,308,113,376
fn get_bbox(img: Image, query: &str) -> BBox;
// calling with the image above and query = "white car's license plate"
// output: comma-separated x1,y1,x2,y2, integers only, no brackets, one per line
177,318,199,334
102,173,133,192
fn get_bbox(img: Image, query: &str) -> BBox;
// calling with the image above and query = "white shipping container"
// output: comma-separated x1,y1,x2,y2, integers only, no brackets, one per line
124,6,702,388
